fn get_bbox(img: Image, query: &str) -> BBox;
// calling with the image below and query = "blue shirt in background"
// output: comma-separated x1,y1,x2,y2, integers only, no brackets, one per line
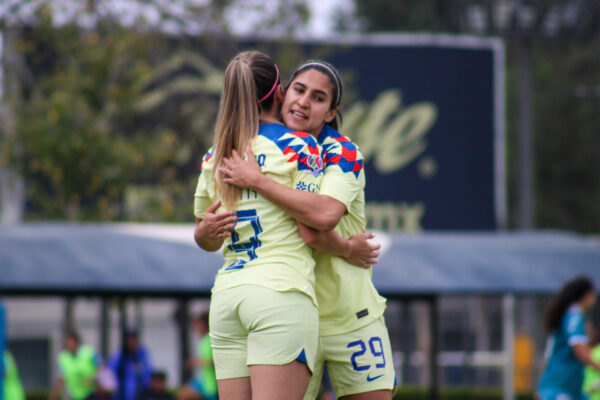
108,346,153,400
538,304,589,400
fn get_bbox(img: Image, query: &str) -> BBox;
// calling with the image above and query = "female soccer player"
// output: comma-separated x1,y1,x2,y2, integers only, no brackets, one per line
221,60,395,400
193,51,325,400
538,276,600,400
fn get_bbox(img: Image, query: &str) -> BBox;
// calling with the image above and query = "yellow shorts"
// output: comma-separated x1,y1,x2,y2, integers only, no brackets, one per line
304,316,396,399
209,284,319,380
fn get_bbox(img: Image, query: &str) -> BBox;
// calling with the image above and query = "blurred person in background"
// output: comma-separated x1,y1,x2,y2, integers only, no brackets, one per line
86,368,118,400
538,276,600,400
583,324,600,399
177,311,217,400
108,328,153,400
50,330,100,400
3,349,25,400
137,371,174,400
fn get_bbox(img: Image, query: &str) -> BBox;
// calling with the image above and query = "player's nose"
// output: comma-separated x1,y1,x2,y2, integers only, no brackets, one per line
297,93,310,108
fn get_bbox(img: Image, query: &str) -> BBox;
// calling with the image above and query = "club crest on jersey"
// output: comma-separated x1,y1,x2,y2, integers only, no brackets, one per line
265,130,324,177
259,126,324,176
305,154,324,176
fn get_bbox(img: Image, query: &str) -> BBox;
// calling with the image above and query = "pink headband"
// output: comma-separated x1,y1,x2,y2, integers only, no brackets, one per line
257,64,279,104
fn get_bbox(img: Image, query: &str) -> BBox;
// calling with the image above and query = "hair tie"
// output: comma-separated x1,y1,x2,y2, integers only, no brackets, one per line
257,64,279,104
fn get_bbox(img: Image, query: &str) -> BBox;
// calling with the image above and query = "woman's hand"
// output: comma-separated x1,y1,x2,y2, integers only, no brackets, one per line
195,201,237,241
221,148,263,189
344,232,381,269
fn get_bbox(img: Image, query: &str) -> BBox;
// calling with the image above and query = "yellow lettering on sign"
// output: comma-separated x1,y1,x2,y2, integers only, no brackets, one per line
345,89,438,174
365,202,425,233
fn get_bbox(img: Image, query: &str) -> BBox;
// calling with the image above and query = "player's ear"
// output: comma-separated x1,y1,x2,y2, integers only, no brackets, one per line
324,107,338,124
274,85,284,103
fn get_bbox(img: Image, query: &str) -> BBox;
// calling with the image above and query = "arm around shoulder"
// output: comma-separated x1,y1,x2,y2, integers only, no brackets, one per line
221,148,346,230
252,174,345,231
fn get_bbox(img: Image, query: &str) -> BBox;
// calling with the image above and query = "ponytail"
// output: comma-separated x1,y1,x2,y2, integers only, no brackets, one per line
212,56,260,210
211,51,278,210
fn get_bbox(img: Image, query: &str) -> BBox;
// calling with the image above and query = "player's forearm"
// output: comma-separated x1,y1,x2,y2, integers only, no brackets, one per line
573,344,600,371
252,174,341,231
298,223,350,258
312,230,351,258
49,380,64,400
195,237,223,252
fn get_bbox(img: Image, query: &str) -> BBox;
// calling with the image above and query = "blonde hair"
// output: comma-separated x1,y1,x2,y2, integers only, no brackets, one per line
212,51,279,210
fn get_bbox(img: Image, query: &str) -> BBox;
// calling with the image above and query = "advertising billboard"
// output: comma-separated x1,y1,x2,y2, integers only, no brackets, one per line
318,35,505,231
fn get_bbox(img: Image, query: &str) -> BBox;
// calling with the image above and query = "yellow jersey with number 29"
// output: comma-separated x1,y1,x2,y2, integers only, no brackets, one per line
194,123,324,306
314,125,387,336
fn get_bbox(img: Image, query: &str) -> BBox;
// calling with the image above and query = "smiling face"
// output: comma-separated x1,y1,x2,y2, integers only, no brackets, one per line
281,69,338,137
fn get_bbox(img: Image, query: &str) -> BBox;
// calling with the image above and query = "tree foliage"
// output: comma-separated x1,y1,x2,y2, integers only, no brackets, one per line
2,1,313,222
532,41,600,232
346,0,449,33
14,15,154,220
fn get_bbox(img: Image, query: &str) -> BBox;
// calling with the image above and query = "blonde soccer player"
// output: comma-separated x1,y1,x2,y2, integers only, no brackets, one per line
193,51,343,400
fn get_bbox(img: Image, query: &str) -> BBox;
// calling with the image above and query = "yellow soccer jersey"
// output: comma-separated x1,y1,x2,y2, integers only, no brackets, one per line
314,125,387,336
195,123,324,305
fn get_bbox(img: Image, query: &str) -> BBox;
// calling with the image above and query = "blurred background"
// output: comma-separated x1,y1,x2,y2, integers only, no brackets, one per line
1,0,600,399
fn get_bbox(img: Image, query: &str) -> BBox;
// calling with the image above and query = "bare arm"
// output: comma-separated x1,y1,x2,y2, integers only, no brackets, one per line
194,201,237,252
48,377,64,400
221,148,345,231
573,343,600,371
187,357,213,369
297,223,380,268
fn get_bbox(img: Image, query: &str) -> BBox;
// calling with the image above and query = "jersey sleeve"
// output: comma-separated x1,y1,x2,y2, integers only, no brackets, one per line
319,165,361,210
194,149,215,219
318,140,363,209
565,311,588,346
